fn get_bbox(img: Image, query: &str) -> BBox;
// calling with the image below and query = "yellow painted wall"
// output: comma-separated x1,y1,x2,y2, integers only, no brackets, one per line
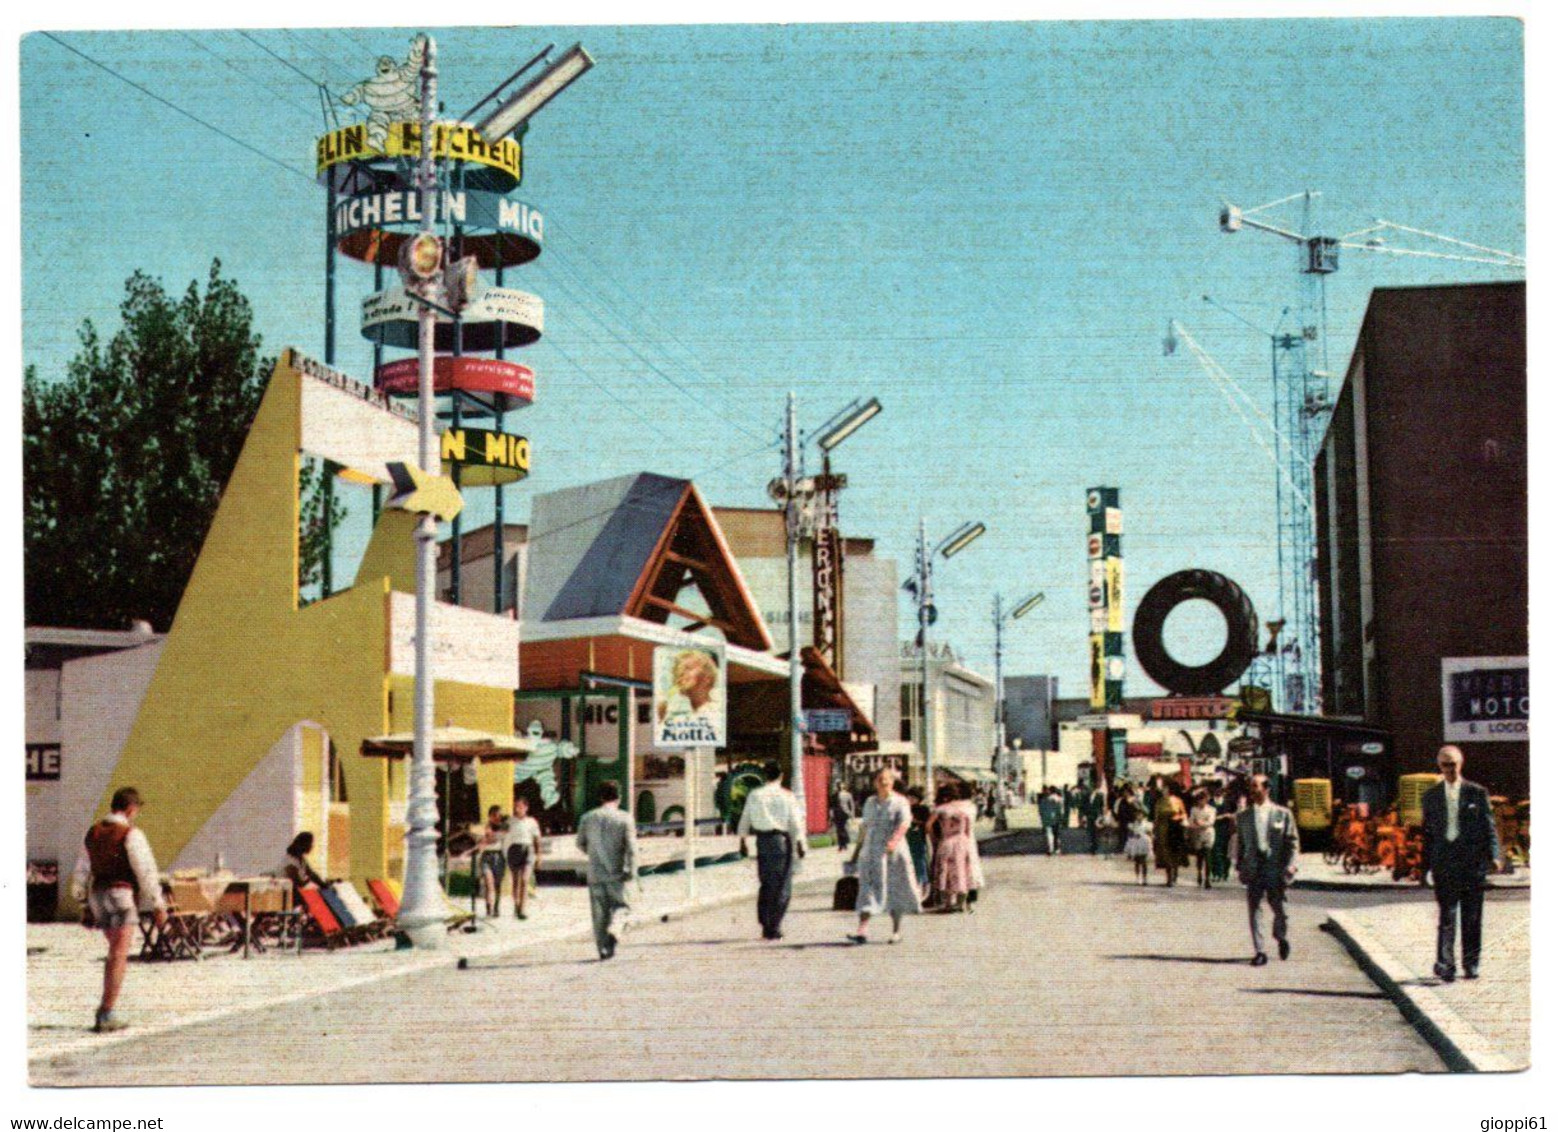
101,352,512,887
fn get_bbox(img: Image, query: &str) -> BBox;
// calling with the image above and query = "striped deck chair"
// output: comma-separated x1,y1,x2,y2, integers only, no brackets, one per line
328,882,389,941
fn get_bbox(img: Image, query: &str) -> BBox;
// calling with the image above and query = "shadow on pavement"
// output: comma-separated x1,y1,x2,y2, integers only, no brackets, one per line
1243,987,1388,1000
1106,953,1250,965
775,940,860,951
460,957,599,972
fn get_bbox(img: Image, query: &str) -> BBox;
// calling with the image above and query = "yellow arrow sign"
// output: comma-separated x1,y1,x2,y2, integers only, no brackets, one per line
385,461,464,522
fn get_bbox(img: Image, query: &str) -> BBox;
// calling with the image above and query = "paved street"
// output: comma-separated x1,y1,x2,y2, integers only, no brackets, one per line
32,832,1459,1085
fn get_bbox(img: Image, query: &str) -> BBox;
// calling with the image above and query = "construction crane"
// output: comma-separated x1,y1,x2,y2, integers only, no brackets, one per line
1165,312,1311,713
1206,190,1524,715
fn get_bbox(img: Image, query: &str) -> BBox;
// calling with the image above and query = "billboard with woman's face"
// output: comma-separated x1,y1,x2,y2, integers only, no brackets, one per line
652,644,727,749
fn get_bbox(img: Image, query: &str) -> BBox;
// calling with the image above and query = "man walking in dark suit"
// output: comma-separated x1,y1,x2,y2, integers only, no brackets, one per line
1421,745,1500,981
1233,773,1300,967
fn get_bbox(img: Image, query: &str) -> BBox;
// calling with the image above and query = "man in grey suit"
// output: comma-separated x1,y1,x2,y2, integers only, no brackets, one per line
576,780,637,960
1421,745,1500,981
1233,773,1300,967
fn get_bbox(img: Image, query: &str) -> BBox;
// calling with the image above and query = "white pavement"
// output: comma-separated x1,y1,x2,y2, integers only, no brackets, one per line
1326,897,1529,1072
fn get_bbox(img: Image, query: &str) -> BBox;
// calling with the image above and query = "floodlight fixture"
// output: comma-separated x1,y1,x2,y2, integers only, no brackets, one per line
475,43,594,144
938,521,986,559
400,231,444,285
815,397,882,452
1010,591,1046,620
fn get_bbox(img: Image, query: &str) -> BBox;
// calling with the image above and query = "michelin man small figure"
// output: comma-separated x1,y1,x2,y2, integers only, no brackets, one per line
340,34,428,150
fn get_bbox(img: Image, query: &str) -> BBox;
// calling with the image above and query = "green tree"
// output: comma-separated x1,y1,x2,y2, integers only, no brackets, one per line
297,456,349,605
24,260,342,630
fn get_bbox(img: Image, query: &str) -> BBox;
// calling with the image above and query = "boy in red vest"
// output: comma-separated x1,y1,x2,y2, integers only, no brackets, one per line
70,787,166,1033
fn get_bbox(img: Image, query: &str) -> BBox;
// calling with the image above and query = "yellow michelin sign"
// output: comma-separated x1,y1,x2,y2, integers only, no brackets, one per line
441,427,530,486
317,121,522,187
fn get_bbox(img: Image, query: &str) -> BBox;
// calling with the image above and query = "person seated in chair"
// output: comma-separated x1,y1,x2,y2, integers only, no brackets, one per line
281,832,327,897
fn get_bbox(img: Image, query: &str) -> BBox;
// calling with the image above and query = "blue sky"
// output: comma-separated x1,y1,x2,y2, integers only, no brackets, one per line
19,18,1525,698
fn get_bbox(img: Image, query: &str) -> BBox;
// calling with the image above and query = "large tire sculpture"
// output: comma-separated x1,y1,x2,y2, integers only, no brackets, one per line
1132,569,1259,696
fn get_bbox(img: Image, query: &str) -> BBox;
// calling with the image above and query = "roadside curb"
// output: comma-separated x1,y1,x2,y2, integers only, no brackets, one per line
1296,876,1528,893
1323,910,1517,1073
30,871,827,1068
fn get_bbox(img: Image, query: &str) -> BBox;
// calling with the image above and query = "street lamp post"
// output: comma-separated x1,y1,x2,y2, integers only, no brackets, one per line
775,395,881,824
395,35,446,948
783,392,805,821
393,37,595,948
909,520,986,793
992,590,1044,828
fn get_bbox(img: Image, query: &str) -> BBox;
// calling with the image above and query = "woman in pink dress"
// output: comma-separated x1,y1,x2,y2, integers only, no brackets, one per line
927,785,975,912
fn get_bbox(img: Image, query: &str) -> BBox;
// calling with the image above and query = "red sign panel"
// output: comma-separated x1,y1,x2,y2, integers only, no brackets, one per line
375,356,535,401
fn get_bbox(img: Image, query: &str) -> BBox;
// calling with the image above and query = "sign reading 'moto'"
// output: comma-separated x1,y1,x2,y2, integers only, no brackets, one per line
1442,656,1529,742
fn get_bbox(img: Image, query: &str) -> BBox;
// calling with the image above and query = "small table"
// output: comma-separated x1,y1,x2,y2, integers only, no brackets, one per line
215,876,293,957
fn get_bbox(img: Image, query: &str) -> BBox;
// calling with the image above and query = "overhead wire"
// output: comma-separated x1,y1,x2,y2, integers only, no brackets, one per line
530,255,771,442
533,243,773,441
39,32,316,186
176,31,320,117
545,217,770,410
236,29,327,87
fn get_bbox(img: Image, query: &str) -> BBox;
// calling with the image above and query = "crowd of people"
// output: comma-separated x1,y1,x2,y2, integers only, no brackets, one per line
1052,774,1252,888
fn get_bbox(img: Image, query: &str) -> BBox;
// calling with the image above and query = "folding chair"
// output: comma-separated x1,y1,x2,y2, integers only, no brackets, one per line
296,887,352,949
136,881,211,960
327,882,390,942
367,877,474,932
317,885,377,944
366,878,401,920
245,880,303,954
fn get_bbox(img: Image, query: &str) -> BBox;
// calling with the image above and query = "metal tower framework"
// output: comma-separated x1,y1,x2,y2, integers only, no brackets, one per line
1201,190,1525,715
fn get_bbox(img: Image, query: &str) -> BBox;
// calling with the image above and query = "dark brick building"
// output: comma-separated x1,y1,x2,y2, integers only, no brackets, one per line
1315,281,1527,798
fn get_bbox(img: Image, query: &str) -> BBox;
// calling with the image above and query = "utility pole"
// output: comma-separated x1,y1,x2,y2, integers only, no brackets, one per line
784,392,807,824
396,36,445,949
993,592,1005,775
990,588,1042,826
918,519,933,792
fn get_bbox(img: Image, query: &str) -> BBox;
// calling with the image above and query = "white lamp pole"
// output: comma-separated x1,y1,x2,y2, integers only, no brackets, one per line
784,392,807,822
992,589,1043,827
775,395,881,816
396,36,446,948
915,520,986,793
918,520,933,791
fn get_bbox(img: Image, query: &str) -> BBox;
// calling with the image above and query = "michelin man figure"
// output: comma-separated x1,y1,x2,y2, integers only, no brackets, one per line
340,34,428,150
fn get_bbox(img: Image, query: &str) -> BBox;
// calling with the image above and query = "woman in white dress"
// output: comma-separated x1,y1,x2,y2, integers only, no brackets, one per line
847,768,922,944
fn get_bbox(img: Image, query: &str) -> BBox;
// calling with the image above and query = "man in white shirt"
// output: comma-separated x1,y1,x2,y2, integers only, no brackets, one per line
71,786,166,1032
1422,746,1499,981
738,761,807,940
1232,774,1300,967
504,795,544,921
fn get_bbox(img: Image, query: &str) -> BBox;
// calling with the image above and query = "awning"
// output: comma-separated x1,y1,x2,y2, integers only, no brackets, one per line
1234,710,1391,742
731,646,876,745
360,725,536,762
